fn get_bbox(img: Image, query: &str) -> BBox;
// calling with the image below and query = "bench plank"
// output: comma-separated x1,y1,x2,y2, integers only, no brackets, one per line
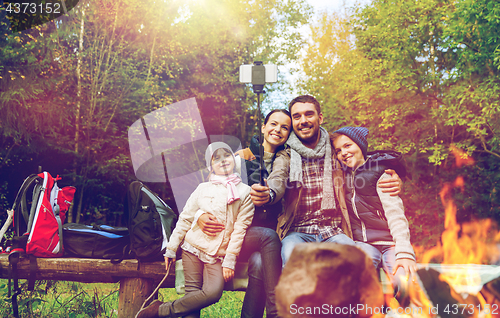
0,254,174,284
0,254,174,318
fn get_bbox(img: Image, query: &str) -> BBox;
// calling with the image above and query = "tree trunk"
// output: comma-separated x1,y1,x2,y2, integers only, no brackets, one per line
146,34,156,83
69,8,86,224
75,184,84,224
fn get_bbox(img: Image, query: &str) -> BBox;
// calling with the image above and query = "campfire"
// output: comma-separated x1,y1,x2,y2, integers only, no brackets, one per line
393,147,500,318
274,146,500,318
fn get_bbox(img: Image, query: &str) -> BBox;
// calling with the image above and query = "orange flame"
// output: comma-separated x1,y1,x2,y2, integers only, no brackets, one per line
401,147,500,317
421,176,495,265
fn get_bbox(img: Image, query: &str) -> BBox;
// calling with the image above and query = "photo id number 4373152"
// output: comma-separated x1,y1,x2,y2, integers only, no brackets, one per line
441,303,498,315
5,2,61,14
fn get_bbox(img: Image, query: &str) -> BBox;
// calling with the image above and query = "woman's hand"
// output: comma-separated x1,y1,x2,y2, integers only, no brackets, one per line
378,169,403,196
250,180,270,206
198,213,224,236
164,257,175,271
223,267,235,282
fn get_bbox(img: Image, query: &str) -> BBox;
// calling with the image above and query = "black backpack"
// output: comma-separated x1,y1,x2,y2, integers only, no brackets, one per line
126,181,178,261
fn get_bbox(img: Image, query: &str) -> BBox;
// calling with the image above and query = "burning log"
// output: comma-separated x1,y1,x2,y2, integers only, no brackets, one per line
481,277,500,317
416,267,473,318
405,265,500,318
275,242,384,318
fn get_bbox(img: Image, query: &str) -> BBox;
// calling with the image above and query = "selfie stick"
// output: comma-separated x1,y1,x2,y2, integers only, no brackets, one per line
250,62,266,186
239,61,278,186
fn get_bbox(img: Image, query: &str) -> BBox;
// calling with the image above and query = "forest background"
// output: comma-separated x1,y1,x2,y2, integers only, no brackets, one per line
1,0,499,252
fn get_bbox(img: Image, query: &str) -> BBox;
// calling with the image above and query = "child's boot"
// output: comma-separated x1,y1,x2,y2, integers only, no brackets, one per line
135,300,162,318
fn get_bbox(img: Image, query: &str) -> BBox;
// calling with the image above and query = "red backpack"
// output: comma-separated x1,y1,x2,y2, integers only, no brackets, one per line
11,171,75,257
9,172,75,317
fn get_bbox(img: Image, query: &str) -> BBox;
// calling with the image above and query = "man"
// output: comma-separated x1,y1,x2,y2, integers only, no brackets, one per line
251,95,402,265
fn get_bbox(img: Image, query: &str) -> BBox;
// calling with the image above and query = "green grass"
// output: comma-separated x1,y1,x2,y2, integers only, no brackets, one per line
0,280,120,317
0,280,246,317
158,288,246,318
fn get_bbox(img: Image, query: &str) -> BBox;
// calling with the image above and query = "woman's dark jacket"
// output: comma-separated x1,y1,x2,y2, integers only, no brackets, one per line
237,135,284,230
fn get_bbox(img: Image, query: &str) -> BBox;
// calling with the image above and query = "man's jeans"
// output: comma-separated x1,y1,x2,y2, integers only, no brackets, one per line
239,226,282,318
281,231,355,266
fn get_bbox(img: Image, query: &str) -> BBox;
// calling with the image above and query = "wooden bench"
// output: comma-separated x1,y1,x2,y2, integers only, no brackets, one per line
2,253,500,318
0,254,249,318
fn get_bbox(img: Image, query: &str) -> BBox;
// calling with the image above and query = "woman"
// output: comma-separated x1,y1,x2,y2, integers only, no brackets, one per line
197,109,292,318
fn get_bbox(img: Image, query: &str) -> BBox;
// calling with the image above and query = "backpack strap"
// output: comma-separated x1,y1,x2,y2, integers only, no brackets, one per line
235,148,256,161
28,255,37,291
110,245,130,264
8,249,24,318
25,181,43,234
12,174,41,235
53,204,64,256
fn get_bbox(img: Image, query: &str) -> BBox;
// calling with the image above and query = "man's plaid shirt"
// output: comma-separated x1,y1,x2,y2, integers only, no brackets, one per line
291,156,343,239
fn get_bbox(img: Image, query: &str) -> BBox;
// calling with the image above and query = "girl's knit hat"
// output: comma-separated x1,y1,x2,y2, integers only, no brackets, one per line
205,142,235,171
333,126,369,158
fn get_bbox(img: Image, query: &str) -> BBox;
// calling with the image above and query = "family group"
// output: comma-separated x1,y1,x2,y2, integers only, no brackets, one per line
136,95,417,318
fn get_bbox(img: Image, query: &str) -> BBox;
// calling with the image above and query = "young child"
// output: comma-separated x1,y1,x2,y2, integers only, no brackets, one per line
136,142,254,318
331,126,417,297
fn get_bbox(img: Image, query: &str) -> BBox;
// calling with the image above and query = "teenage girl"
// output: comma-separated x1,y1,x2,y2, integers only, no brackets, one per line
331,127,417,298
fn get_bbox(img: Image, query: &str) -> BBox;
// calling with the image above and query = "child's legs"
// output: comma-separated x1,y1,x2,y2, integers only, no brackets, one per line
159,250,224,318
380,246,407,294
355,241,382,269
380,245,396,275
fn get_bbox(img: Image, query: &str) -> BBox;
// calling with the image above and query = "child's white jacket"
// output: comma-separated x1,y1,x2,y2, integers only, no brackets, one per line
165,181,254,270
